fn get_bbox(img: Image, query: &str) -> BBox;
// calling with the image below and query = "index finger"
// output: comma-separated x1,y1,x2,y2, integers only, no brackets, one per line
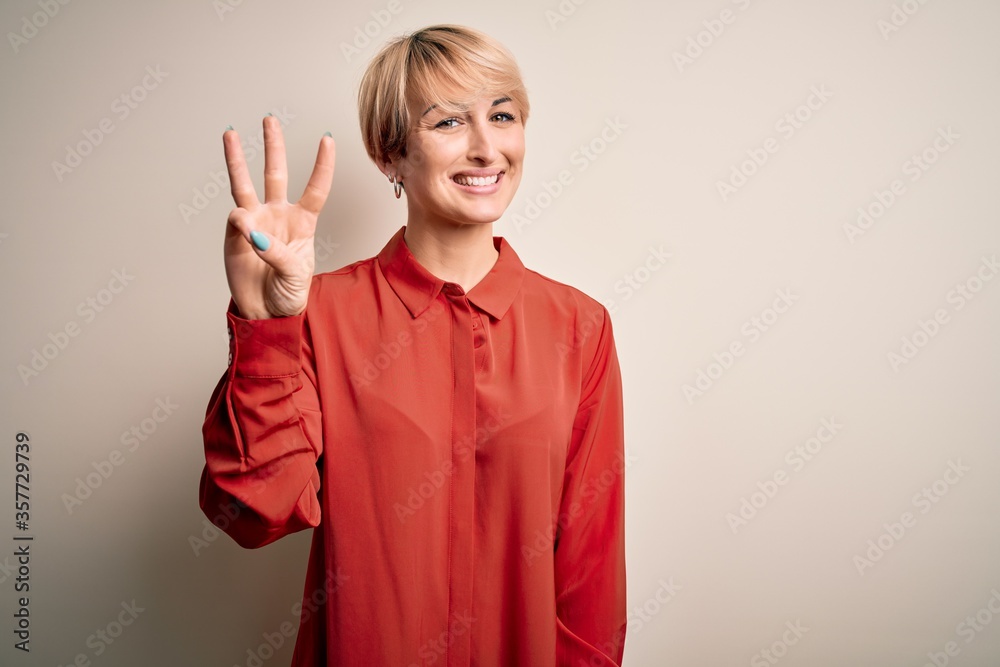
223,128,260,210
297,133,336,215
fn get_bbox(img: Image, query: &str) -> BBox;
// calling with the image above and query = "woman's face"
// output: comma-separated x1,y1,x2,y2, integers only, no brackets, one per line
388,92,525,228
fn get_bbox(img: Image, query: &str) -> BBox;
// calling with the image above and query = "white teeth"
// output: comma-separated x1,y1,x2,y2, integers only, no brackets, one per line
454,174,499,186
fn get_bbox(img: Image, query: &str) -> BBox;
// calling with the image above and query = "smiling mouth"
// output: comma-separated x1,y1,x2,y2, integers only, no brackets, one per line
452,172,503,187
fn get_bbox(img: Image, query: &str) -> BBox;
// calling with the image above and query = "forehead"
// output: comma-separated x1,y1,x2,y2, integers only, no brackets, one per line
407,66,510,109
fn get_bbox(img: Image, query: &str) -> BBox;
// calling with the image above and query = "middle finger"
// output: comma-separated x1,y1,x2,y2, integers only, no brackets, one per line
263,114,288,203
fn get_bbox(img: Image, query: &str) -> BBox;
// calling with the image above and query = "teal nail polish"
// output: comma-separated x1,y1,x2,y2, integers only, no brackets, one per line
249,230,270,252
266,112,273,117
225,124,233,132
323,131,332,137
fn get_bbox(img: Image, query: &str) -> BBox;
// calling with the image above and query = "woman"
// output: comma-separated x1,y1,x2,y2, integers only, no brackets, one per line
200,24,627,666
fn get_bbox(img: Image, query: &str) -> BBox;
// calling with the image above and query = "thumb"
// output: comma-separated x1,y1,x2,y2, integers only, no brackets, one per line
246,229,297,276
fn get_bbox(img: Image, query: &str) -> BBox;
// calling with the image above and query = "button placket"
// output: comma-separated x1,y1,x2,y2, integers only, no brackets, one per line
440,283,476,667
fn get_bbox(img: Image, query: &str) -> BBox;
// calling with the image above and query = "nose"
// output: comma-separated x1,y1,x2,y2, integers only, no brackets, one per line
466,120,498,164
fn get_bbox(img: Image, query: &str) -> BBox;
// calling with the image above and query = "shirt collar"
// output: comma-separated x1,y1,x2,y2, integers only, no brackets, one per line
376,225,525,321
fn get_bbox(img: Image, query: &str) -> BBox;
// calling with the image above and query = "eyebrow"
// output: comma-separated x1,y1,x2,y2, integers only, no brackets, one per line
422,97,512,117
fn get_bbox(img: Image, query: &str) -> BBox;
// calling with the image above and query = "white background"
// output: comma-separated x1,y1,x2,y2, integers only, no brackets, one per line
1,0,998,665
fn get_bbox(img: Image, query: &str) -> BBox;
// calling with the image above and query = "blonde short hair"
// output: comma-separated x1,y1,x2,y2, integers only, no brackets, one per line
358,24,530,166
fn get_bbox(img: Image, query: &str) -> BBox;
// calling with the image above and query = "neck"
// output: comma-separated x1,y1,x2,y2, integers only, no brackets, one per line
403,219,499,293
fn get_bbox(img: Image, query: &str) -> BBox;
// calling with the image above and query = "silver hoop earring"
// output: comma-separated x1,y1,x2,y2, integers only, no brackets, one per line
391,175,403,199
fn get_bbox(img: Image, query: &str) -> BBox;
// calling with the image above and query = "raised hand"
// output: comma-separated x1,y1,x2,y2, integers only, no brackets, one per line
222,115,335,319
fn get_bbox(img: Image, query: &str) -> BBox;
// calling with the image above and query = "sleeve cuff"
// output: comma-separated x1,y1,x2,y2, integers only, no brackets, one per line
226,299,304,377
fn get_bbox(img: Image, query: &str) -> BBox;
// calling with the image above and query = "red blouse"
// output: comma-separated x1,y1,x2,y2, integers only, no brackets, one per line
199,225,627,666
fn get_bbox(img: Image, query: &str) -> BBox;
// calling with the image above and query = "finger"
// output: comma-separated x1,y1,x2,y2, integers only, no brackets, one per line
263,114,288,203
223,128,260,210
226,207,251,240
298,134,336,215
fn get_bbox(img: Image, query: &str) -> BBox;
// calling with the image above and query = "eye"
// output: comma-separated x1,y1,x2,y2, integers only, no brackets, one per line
435,118,460,129
492,112,517,123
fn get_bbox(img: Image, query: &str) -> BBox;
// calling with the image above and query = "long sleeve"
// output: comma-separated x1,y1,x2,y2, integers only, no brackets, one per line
555,307,628,666
198,297,324,549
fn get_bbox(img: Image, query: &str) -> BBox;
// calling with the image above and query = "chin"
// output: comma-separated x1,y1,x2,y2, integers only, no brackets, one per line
460,205,509,225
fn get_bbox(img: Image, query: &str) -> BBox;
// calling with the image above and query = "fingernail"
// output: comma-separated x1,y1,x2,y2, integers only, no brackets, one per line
225,124,233,132
249,230,270,252
323,131,332,137
265,112,273,117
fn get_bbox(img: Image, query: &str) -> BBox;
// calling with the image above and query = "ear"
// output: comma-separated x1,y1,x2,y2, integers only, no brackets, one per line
377,153,402,181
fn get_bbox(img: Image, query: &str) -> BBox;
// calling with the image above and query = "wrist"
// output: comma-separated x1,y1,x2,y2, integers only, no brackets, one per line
230,300,273,321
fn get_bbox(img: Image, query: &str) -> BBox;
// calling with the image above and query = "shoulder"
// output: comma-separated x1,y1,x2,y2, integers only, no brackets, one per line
521,267,613,369
308,255,379,300
522,266,609,328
